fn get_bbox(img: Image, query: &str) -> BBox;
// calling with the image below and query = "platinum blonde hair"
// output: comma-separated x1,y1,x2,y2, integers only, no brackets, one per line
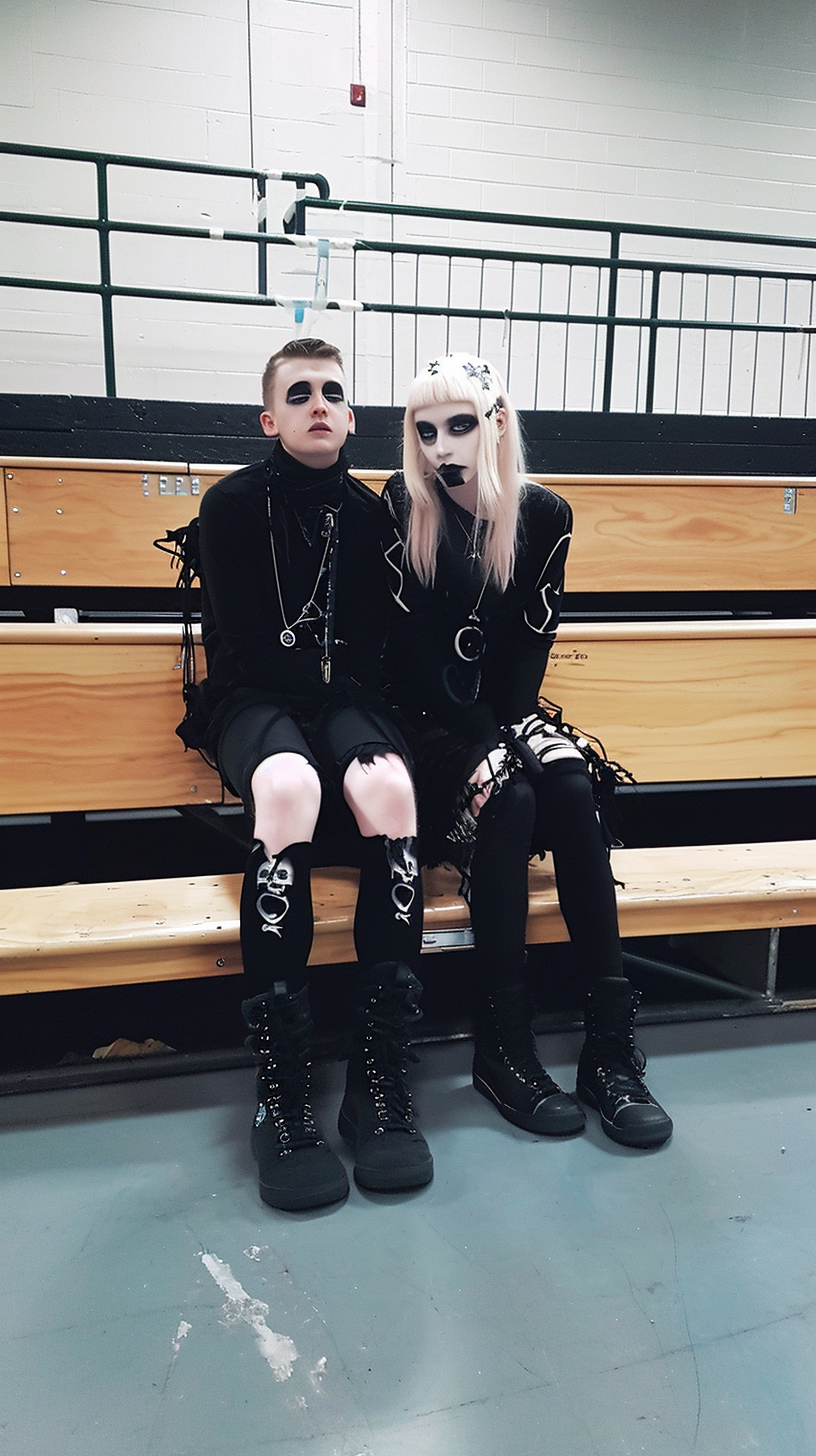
401,353,526,590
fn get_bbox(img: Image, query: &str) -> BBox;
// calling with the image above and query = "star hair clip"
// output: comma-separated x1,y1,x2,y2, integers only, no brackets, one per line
463,360,493,391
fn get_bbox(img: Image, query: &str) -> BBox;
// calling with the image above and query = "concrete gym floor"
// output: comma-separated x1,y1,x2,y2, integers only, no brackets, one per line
2,1010,816,1456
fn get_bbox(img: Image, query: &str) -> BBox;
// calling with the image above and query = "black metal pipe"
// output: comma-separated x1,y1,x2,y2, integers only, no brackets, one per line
95,161,116,398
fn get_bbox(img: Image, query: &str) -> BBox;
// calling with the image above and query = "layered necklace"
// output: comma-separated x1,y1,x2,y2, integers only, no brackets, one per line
446,498,489,663
265,467,343,684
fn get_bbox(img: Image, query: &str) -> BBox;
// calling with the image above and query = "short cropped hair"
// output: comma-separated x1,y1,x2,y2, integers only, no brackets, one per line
261,338,345,408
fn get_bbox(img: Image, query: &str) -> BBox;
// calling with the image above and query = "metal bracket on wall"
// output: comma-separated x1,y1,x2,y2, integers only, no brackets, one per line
141,473,201,498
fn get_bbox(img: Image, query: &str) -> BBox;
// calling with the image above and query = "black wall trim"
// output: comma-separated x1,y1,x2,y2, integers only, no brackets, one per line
3,395,816,474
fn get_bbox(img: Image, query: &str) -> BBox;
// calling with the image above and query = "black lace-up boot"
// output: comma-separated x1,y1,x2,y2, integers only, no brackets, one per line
338,963,434,1192
243,986,350,1211
576,977,673,1148
472,980,586,1135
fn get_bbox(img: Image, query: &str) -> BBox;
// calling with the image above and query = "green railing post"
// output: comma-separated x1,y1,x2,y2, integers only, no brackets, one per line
601,231,620,412
256,175,268,296
644,269,662,413
95,159,116,397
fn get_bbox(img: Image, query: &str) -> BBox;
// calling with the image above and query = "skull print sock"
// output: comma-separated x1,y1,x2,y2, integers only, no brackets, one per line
352,833,423,977
240,840,314,998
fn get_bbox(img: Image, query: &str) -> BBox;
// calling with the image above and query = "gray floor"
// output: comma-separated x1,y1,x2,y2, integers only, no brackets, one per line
3,1011,816,1456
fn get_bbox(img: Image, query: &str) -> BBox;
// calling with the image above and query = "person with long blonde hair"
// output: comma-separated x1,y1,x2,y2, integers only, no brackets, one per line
381,352,672,1149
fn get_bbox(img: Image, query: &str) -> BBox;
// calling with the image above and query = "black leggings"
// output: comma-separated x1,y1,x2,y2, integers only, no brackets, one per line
468,765,623,994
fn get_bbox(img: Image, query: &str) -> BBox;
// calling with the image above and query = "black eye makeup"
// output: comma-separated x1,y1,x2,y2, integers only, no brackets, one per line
284,381,346,405
416,412,477,442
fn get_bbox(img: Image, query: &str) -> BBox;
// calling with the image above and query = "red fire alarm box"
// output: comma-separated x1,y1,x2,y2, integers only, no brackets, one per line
350,83,366,107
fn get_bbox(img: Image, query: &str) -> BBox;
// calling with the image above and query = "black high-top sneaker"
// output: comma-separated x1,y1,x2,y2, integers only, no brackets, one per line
473,980,586,1135
338,963,434,1192
243,986,350,1211
576,977,673,1149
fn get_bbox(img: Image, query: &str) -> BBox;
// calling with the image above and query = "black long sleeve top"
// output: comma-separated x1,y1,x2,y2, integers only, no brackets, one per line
380,473,572,757
198,443,390,746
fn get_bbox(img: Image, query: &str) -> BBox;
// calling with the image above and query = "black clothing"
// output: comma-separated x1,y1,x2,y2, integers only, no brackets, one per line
380,472,572,760
198,443,393,759
379,470,623,985
241,840,313,999
198,442,422,993
468,775,536,987
218,701,407,820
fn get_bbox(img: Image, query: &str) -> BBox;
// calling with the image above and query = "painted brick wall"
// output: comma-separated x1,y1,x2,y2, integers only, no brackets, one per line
1,0,815,408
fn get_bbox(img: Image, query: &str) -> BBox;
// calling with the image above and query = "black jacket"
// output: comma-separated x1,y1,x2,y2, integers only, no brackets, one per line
198,444,390,745
380,473,572,756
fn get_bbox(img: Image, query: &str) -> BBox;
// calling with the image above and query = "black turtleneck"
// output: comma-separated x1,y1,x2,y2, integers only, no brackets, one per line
197,441,390,747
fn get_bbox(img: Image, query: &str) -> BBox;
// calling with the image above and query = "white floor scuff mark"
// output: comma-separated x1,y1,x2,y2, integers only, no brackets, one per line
171,1319,192,1356
199,1250,300,1382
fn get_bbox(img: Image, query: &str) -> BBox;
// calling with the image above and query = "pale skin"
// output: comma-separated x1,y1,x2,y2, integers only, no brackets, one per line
251,355,417,857
413,397,508,817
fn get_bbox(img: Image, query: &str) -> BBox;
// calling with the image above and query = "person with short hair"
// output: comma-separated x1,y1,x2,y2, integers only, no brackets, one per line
381,352,672,1150
196,338,433,1212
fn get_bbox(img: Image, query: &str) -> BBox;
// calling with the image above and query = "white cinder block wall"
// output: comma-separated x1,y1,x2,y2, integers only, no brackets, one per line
1,0,815,407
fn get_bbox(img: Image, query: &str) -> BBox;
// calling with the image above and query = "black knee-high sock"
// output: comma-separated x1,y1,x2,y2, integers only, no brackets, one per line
467,774,536,995
240,840,314,999
352,834,423,981
534,768,623,980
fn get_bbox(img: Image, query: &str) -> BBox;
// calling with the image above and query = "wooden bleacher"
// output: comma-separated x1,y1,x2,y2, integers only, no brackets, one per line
1,842,814,997
1,457,815,1005
3,458,815,592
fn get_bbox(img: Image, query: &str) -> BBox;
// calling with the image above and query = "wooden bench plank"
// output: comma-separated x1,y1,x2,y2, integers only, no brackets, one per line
356,471,816,592
2,620,814,814
1,842,814,996
556,481,816,593
549,620,816,782
5,466,201,588
0,626,223,813
6,461,816,593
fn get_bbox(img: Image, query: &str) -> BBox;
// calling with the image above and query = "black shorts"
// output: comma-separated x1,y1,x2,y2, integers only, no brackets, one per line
217,700,412,816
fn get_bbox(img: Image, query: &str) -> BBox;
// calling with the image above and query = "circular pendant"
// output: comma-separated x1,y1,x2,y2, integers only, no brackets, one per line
454,622,485,663
280,628,297,647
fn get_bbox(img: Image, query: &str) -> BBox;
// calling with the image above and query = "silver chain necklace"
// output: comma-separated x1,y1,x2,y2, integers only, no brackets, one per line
452,505,483,562
266,487,334,648
446,500,489,660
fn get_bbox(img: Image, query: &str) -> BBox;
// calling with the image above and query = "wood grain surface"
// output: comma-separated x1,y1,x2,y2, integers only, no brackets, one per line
5,463,815,591
1,842,814,994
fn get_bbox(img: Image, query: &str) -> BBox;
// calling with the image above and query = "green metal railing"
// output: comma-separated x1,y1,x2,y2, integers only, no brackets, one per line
2,140,816,412
0,142,329,396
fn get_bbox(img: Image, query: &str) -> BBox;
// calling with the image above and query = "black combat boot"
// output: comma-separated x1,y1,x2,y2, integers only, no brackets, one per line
472,980,586,1135
576,977,673,1149
243,986,350,1211
338,963,434,1192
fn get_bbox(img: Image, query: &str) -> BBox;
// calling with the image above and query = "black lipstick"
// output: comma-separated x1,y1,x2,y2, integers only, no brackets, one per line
437,464,465,488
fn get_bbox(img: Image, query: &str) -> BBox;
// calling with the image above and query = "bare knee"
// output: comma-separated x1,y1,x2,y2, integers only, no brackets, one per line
343,752,417,839
251,752,321,855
